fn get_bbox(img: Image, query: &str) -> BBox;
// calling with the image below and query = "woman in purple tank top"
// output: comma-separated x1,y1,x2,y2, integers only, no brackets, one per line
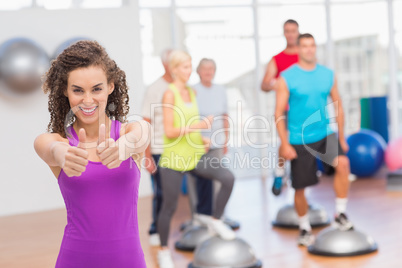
34,41,150,268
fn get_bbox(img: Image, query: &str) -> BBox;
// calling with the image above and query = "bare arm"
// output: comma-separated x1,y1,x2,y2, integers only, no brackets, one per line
329,77,348,151
34,131,89,177
274,78,290,145
275,78,297,160
261,58,278,92
34,133,69,168
223,114,230,144
162,90,212,139
119,119,152,159
142,117,157,173
222,113,230,154
142,117,153,159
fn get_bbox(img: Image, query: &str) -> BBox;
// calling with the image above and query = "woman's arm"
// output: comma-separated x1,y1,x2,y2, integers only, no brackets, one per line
118,120,152,160
142,117,157,174
34,131,89,177
162,89,213,139
34,133,69,168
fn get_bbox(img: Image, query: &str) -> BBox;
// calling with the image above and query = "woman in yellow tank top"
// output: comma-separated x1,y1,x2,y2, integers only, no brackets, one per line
156,50,236,268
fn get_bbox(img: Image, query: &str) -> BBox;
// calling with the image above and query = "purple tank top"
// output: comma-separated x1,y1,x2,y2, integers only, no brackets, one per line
55,120,146,268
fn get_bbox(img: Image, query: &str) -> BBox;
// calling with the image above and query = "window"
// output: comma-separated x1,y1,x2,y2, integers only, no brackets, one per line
331,1,389,134
139,0,171,8
140,8,174,85
176,0,251,6
0,0,32,10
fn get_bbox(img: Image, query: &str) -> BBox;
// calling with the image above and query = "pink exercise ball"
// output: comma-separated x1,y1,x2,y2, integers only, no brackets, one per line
385,137,402,171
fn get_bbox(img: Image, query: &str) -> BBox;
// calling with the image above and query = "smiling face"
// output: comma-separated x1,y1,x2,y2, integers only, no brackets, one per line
65,65,114,125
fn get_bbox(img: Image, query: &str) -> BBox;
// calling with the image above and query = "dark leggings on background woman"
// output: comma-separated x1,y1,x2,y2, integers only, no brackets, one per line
157,149,235,246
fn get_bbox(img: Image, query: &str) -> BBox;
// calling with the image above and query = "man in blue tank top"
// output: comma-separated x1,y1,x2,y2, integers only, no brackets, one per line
275,33,354,246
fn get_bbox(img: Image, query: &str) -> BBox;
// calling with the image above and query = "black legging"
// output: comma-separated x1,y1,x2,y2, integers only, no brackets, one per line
157,149,235,246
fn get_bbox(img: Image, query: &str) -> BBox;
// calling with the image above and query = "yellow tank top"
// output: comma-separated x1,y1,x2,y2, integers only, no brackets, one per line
159,84,206,171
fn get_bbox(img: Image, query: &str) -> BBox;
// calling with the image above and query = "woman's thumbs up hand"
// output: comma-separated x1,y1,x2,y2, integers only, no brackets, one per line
60,128,89,177
97,124,122,169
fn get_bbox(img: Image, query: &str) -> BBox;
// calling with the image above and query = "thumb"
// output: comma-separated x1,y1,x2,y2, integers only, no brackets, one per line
98,124,106,145
77,128,87,149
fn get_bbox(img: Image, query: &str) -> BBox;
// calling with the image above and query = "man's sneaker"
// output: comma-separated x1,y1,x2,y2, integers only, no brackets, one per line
272,176,283,196
157,249,175,268
334,213,354,231
195,214,236,240
297,229,314,246
149,233,161,246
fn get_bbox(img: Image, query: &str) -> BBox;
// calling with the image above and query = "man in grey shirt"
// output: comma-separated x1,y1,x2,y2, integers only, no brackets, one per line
193,58,231,217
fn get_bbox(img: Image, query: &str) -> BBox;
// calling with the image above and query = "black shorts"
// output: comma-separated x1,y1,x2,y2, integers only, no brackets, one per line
290,133,345,189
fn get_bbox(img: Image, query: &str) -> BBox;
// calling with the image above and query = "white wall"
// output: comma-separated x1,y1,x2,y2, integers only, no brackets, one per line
0,6,152,217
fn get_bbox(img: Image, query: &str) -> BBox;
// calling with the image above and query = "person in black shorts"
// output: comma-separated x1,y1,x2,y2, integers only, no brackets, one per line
275,33,354,246
261,19,300,196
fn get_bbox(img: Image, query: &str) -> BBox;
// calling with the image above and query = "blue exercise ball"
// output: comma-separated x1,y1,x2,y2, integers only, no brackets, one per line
346,129,386,177
317,158,325,172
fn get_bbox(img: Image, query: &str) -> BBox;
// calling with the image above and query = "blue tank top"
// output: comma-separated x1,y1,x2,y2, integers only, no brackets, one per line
281,64,334,145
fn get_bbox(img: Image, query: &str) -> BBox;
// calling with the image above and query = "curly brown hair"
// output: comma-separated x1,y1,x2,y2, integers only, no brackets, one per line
43,40,129,138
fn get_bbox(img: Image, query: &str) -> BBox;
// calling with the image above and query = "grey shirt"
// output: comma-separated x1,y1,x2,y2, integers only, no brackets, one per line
193,82,228,149
141,77,169,154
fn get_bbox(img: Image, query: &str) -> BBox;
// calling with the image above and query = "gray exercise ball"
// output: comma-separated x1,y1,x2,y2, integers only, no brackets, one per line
181,217,241,232
272,203,330,228
0,38,50,94
308,226,378,256
189,237,262,268
53,37,91,59
176,225,213,251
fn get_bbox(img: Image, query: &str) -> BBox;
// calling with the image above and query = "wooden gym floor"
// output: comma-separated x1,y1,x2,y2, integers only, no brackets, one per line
1,168,402,268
